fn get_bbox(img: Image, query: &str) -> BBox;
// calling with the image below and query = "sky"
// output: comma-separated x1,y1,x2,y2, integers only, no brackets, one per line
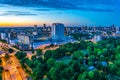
0,0,120,27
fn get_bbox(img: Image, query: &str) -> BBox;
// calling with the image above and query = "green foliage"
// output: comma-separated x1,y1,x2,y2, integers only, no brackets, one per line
0,59,2,65
44,48,66,61
5,54,10,61
48,62,67,80
16,37,120,80
44,50,53,61
108,64,118,74
36,49,42,56
0,39,7,43
0,66,3,80
88,71,95,79
77,71,88,80
47,58,55,70
8,48,14,53
0,66,3,72
31,55,36,61
32,49,34,54
72,50,84,60
15,51,26,59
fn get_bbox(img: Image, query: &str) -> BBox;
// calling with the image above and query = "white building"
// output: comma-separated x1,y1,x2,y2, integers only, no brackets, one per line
51,23,64,39
0,33,7,40
17,34,30,45
9,39,18,45
93,35,101,42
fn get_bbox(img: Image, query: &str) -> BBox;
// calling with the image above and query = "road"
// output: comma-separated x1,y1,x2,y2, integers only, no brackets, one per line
1,55,27,80
0,42,20,52
0,42,59,80
0,42,27,80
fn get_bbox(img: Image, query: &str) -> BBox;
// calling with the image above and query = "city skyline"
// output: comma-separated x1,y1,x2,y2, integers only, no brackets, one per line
0,0,120,27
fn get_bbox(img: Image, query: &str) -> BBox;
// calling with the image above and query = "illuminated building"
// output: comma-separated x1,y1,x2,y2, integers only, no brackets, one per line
51,23,64,39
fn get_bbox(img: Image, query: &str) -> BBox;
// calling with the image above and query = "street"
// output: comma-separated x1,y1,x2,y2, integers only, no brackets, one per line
0,42,27,80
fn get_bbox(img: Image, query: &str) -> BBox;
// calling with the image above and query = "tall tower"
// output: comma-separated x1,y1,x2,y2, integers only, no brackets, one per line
33,25,38,35
43,24,46,28
51,23,64,39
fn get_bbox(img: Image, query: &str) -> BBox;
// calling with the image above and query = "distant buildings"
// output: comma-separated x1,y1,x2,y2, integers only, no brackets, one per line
0,33,7,40
43,24,46,28
51,23,77,45
93,35,101,42
0,33,10,43
51,23,64,39
17,34,32,50
17,34,31,45
0,24,120,50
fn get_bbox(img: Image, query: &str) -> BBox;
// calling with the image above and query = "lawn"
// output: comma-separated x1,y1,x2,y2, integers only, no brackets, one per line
56,56,72,64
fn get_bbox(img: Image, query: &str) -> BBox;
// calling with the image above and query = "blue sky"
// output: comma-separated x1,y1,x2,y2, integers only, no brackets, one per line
0,0,120,27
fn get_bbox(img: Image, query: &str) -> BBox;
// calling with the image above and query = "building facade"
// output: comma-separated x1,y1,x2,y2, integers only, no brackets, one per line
51,23,64,39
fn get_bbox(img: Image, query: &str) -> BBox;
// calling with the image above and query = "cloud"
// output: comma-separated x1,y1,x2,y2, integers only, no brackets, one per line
0,0,119,12
0,11,37,16
34,8,53,11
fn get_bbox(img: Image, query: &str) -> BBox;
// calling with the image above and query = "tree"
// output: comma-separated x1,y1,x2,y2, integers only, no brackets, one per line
89,55,95,62
0,39,7,43
102,48,109,57
32,49,34,54
99,72,108,80
8,48,14,53
77,71,88,80
70,76,75,80
31,55,36,61
32,68,43,80
47,58,55,70
0,66,3,72
72,50,84,60
48,62,67,80
37,56,44,63
36,49,42,56
93,70,100,79
48,67,59,80
108,64,118,75
20,58,27,69
52,49,65,59
5,54,10,61
15,51,26,59
115,53,120,61
33,60,40,67
115,60,120,67
88,71,95,79
115,46,120,55
0,59,2,65
44,50,53,61
100,55,105,61
61,67,74,79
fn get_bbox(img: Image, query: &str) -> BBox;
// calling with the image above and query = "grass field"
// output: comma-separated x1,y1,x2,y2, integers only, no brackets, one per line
56,56,72,64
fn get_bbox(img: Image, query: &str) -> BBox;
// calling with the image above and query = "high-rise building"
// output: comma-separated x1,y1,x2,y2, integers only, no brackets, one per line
33,25,38,35
0,33,7,40
51,23,64,39
34,25,37,29
43,24,46,28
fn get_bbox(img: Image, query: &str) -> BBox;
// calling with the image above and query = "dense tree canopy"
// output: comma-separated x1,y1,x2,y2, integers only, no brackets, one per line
15,37,120,80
